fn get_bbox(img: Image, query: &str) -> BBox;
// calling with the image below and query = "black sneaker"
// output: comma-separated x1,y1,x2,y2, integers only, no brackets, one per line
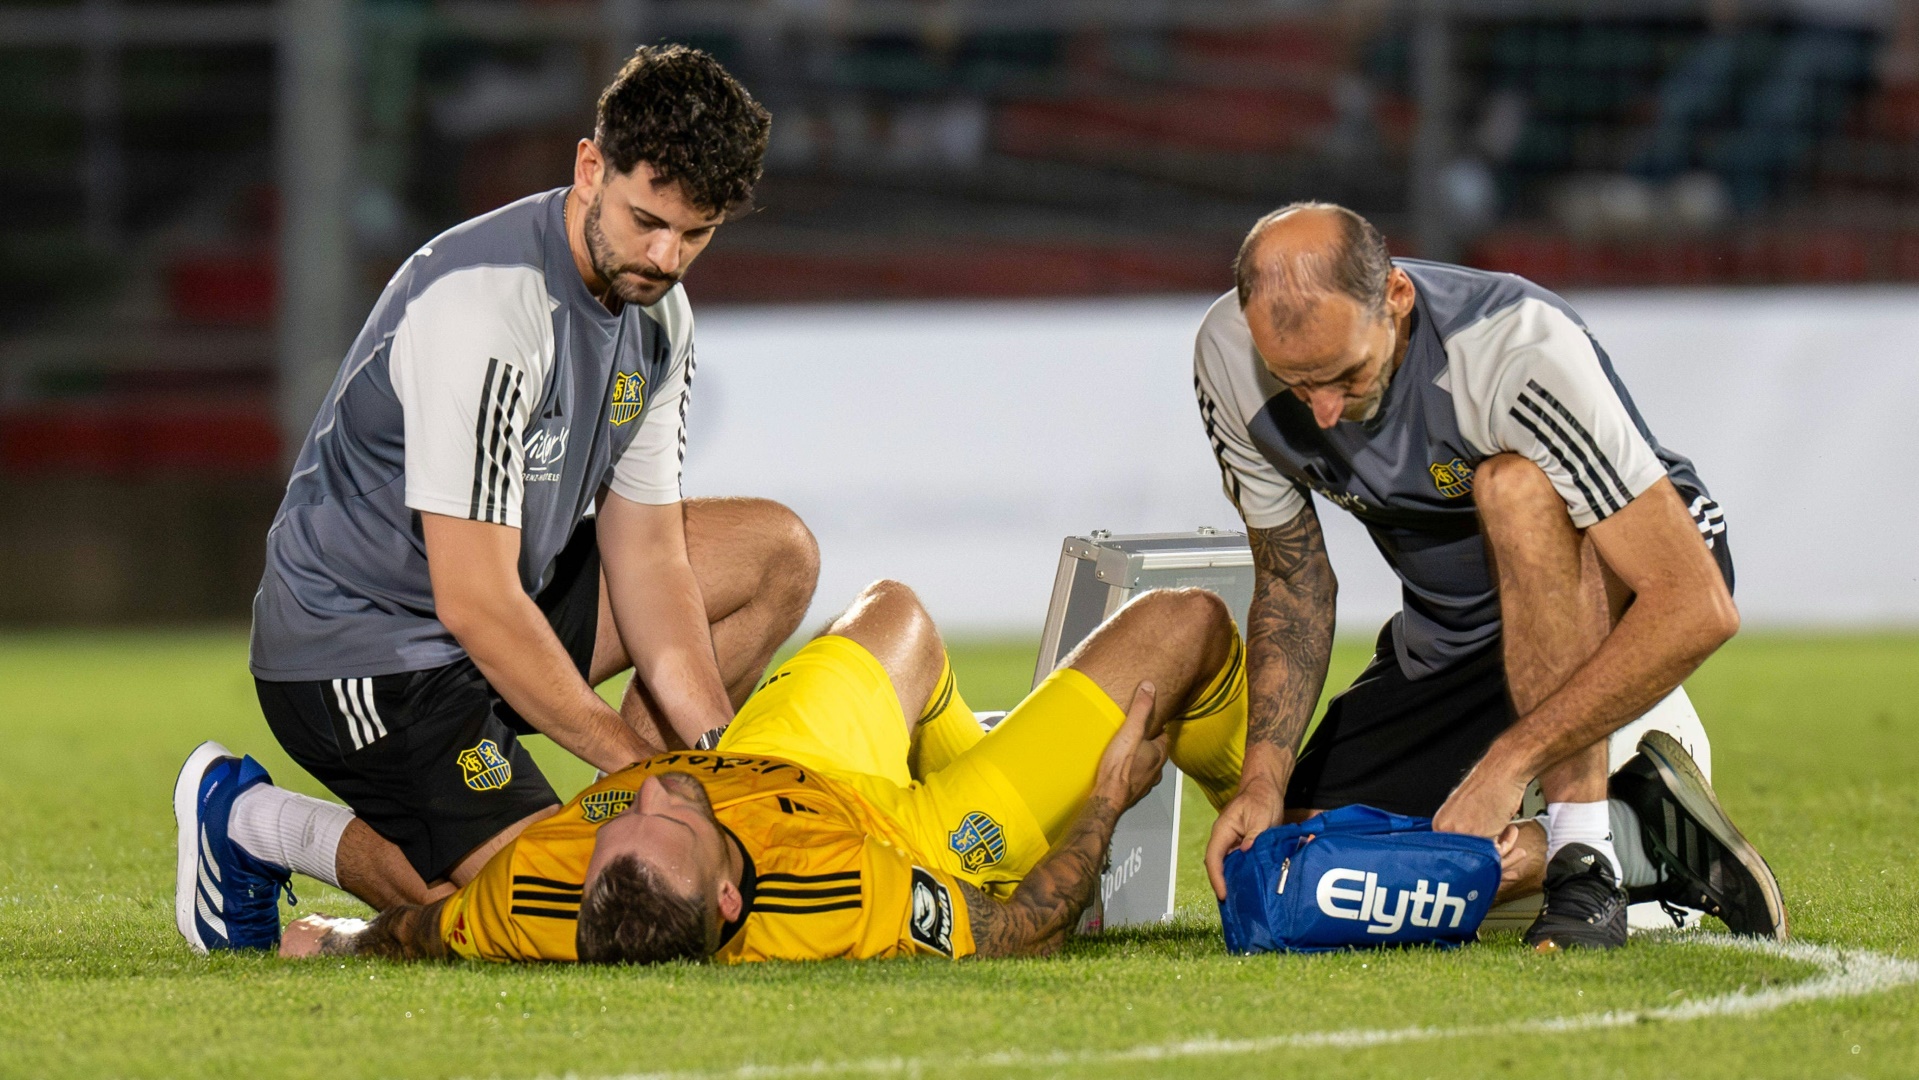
1611,730,1788,940
1524,843,1629,953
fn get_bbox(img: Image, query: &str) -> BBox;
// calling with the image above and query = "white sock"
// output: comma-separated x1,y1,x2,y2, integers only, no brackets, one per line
1545,800,1621,882
1609,798,1663,889
228,784,353,887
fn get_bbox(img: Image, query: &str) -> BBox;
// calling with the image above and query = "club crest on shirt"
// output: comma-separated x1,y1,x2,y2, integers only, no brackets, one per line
948,811,1006,873
581,789,635,823
457,739,513,792
608,371,646,426
1429,457,1475,498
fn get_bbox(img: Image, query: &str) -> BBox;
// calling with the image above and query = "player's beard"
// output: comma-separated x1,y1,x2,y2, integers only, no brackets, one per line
583,192,682,307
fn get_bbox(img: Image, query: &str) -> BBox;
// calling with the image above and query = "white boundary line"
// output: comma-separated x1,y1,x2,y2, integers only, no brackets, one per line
556,936,1919,1080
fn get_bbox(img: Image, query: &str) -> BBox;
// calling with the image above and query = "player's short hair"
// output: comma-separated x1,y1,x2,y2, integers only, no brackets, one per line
593,44,771,217
1233,201,1391,333
576,854,712,965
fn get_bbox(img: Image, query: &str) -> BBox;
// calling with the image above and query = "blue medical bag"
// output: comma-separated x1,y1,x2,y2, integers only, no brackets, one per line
1218,804,1502,954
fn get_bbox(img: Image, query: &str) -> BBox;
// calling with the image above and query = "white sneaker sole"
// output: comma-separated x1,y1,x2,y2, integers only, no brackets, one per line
173,740,235,956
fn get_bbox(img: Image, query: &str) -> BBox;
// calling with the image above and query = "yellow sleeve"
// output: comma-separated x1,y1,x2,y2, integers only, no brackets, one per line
859,838,976,960
437,840,537,962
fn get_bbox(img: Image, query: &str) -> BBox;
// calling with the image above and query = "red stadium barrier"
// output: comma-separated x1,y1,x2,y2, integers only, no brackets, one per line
166,251,277,327
0,404,281,476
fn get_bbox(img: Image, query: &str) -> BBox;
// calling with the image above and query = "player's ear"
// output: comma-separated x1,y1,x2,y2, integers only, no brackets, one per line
717,879,743,923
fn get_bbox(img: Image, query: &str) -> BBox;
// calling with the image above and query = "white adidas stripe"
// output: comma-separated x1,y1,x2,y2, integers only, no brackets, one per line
195,888,227,939
331,679,365,750
199,825,220,882
356,678,387,739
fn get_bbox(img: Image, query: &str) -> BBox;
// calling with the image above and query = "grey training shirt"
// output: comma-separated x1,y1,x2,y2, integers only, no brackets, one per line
250,188,694,681
1194,259,1720,679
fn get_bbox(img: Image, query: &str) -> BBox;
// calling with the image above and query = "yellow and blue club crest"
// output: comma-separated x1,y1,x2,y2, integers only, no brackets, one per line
580,789,636,824
948,811,1006,874
608,371,646,426
457,738,513,792
1429,457,1475,499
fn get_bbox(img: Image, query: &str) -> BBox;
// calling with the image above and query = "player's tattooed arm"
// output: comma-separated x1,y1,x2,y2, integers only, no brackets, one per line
956,793,1122,959
281,901,451,961
959,686,1164,959
1243,505,1338,764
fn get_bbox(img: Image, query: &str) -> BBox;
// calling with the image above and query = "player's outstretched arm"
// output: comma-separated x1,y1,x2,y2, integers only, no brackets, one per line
1204,507,1337,899
279,902,450,961
961,685,1167,959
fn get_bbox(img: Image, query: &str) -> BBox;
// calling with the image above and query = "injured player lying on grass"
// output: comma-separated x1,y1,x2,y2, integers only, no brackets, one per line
276,580,1252,962
185,578,1780,964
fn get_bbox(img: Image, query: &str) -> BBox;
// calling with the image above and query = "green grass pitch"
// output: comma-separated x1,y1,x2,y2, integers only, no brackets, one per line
3,631,1918,1078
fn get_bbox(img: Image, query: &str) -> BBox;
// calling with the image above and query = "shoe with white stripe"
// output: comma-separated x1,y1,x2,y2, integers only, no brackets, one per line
173,741,291,954
1611,730,1787,940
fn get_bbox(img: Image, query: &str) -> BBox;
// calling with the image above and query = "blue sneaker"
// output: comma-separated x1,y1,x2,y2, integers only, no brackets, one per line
173,741,291,953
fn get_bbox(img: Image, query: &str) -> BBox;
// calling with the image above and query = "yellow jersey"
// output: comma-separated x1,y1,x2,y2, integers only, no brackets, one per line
439,750,977,963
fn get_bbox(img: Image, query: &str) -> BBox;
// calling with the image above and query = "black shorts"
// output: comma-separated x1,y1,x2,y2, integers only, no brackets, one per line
255,520,603,882
1286,504,1734,819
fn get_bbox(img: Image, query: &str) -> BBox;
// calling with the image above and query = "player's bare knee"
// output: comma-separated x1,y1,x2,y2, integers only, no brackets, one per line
1177,588,1235,678
1133,588,1232,674
831,579,932,641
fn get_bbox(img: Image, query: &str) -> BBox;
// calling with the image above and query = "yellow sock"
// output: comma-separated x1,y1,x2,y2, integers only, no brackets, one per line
1168,630,1247,812
908,653,983,780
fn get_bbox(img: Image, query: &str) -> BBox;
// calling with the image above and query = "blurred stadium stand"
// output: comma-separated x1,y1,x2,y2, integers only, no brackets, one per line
2,0,1915,620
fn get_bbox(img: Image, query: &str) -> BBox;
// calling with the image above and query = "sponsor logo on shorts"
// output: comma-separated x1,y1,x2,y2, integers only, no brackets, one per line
908,867,955,956
608,370,646,426
1314,867,1477,935
456,738,512,792
1429,457,1475,498
948,811,1006,874
580,789,635,823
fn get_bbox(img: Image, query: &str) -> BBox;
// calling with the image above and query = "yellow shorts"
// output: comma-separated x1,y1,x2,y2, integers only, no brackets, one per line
718,636,1125,894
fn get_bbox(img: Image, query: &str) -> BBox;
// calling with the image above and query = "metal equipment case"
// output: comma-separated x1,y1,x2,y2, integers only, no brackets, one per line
1032,529,1255,929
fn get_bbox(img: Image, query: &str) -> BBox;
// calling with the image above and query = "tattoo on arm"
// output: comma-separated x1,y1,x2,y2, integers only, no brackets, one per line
1244,506,1338,757
959,794,1123,958
317,899,451,961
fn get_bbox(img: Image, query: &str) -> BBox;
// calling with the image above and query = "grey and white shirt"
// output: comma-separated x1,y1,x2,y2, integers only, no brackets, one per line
1195,259,1719,679
251,188,693,681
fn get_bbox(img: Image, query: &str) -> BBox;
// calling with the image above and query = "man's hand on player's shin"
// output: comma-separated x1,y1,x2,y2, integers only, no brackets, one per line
1204,743,1291,900
1095,683,1169,812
